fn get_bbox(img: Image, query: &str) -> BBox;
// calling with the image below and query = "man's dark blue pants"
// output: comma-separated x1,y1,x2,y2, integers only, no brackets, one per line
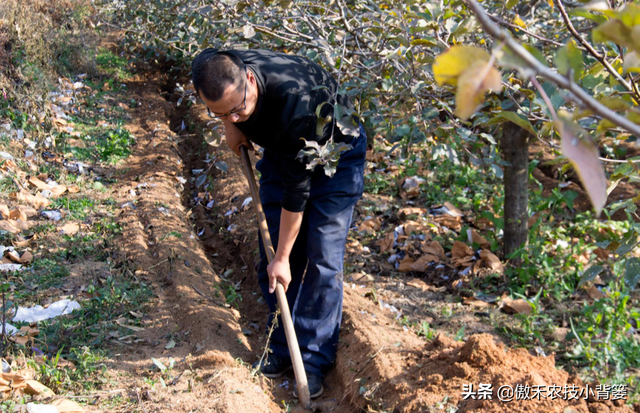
255,128,366,379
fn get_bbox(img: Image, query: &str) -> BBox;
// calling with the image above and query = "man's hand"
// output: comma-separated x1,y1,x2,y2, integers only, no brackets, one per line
222,119,254,156
267,208,303,294
267,256,292,293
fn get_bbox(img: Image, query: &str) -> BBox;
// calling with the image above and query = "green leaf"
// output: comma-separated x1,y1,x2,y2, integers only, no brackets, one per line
410,38,438,47
432,46,491,86
579,265,604,287
593,20,638,53
506,0,518,10
522,44,548,66
625,257,640,290
558,119,607,216
615,230,638,255
568,9,607,24
554,40,583,81
596,96,632,111
618,3,640,27
488,112,537,136
491,163,504,179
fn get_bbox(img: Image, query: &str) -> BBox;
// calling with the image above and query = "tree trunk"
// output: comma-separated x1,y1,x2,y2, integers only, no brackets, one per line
501,122,530,259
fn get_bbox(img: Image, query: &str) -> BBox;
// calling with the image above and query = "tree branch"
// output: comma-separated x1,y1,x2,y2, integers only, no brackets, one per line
464,0,640,137
556,0,635,95
487,14,565,47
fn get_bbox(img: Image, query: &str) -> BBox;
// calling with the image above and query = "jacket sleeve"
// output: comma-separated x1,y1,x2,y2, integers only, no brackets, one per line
277,115,317,212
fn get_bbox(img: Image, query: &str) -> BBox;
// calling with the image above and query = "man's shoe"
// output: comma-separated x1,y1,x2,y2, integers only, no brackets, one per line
293,372,324,399
252,354,292,378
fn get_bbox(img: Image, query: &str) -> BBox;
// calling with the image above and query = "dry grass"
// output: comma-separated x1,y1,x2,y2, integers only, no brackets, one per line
0,0,95,92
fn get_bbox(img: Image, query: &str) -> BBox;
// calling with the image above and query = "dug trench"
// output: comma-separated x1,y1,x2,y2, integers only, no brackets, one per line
103,55,639,413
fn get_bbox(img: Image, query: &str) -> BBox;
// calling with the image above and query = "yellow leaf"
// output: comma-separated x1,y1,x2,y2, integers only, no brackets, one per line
455,62,503,120
433,46,491,86
513,14,526,29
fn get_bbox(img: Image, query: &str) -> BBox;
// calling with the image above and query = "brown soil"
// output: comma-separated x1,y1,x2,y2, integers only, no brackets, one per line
100,67,278,412
89,40,640,412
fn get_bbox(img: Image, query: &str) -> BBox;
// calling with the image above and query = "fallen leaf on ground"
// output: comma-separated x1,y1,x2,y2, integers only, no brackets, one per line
410,254,441,271
398,207,428,219
476,216,494,229
375,231,395,253
17,205,37,218
9,326,40,346
52,399,84,412
434,215,462,231
443,201,464,217
586,285,605,299
67,185,80,194
350,272,374,282
0,221,21,234
12,235,34,248
478,249,503,273
553,327,569,342
501,296,533,315
25,379,55,396
59,223,80,235
8,209,27,221
463,297,492,307
404,220,426,236
468,229,490,248
398,255,416,272
451,241,474,267
12,190,51,209
28,177,49,191
406,278,429,291
358,217,381,232
6,250,32,264
421,240,445,259
0,205,9,220
50,184,67,197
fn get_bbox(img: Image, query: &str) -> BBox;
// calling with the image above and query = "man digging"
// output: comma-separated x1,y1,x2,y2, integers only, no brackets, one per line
191,49,366,399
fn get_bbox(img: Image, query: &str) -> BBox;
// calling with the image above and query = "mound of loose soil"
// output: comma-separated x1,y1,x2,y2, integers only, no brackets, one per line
339,288,635,413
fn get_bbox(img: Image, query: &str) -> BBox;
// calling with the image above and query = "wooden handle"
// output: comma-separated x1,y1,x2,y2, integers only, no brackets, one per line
239,146,311,408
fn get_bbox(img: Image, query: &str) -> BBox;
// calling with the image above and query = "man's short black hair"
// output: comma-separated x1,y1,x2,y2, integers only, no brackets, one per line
191,49,245,102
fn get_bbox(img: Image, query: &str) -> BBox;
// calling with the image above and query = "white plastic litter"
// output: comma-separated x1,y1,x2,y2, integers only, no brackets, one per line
13,299,81,323
41,211,62,221
26,403,58,413
0,152,14,160
206,200,215,208
241,197,253,209
402,176,425,189
0,264,23,272
2,323,17,336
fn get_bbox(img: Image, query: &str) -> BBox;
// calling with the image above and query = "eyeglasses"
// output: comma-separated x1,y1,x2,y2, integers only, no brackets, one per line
207,66,248,119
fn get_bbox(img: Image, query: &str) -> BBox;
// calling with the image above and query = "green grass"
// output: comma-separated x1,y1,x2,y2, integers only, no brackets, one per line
55,126,135,164
96,48,132,80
